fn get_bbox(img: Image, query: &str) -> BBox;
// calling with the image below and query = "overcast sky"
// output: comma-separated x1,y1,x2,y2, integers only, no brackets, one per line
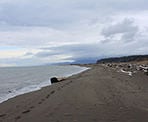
0,0,148,66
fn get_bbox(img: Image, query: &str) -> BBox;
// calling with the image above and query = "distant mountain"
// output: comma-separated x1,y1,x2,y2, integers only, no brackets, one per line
55,58,97,65
44,58,97,65
71,58,97,64
97,55,148,63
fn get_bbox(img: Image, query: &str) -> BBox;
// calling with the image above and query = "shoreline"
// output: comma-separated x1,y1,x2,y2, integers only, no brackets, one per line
0,65,89,104
0,64,148,122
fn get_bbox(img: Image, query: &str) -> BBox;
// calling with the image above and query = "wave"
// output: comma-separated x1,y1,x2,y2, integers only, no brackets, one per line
0,66,89,103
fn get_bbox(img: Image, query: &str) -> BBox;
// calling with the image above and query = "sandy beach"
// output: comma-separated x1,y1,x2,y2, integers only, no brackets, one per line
0,64,148,122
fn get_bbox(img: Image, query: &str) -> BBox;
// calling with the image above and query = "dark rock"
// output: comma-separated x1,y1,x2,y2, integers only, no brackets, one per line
50,77,60,84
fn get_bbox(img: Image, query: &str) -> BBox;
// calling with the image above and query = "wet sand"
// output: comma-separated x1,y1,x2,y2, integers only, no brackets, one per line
0,64,148,122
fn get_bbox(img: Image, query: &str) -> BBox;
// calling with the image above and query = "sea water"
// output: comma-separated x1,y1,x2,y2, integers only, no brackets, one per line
0,65,88,103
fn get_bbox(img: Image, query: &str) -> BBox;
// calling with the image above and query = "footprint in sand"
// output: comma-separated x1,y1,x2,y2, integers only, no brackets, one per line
64,113,72,117
29,106,35,109
50,90,55,94
0,114,6,117
22,110,31,114
38,101,42,104
57,87,62,91
38,98,45,105
41,99,45,102
46,94,50,99
15,116,21,120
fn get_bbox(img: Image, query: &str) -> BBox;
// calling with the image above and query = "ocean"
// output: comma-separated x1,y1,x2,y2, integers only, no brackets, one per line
0,65,88,103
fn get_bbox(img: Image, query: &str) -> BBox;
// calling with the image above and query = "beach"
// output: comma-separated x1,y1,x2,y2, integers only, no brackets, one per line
0,64,148,122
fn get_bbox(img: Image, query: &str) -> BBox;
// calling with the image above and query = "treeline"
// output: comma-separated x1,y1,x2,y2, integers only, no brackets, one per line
97,55,148,63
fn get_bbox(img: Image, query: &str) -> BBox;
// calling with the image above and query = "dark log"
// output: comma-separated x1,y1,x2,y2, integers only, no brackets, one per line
50,77,60,84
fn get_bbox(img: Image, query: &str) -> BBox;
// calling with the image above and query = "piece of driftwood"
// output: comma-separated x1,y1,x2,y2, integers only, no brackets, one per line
50,77,66,84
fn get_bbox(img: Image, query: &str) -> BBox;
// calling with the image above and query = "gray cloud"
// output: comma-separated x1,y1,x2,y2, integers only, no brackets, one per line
33,44,102,61
0,0,148,66
101,19,139,43
33,40,148,63
0,0,148,28
34,51,54,58
2,32,148,66
102,19,138,37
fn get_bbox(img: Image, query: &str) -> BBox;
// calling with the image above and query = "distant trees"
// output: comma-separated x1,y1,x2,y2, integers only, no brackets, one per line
97,55,148,63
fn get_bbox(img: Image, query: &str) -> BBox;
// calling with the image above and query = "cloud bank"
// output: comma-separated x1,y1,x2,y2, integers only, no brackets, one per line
0,0,148,66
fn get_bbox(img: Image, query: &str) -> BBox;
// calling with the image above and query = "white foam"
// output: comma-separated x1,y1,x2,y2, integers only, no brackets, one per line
0,80,50,103
0,66,89,103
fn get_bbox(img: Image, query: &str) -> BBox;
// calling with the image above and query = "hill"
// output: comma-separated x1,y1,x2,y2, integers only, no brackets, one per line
97,55,148,64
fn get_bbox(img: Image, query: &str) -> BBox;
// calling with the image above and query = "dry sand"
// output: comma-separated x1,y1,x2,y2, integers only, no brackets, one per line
0,64,148,122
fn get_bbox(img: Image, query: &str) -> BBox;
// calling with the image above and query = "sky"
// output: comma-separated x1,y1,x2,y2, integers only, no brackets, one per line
0,0,148,66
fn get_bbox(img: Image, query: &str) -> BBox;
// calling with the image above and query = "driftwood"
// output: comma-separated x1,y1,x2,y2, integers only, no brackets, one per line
50,77,66,84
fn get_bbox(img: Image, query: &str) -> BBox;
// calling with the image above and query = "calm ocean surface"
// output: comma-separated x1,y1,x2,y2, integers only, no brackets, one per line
0,65,88,103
